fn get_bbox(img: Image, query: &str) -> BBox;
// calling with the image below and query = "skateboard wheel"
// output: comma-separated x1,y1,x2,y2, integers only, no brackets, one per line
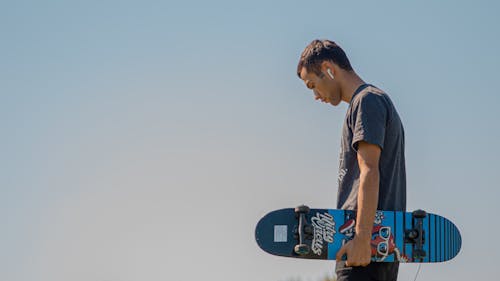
295,205,310,214
413,249,426,259
413,209,427,219
304,225,314,235
294,244,310,255
406,229,418,240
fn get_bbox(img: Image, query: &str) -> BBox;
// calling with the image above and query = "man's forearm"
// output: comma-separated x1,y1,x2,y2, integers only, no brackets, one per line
336,141,381,266
355,168,380,240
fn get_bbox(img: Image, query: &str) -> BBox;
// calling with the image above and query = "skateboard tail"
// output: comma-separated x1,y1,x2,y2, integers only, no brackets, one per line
448,218,462,262
425,213,462,263
255,209,297,258
255,208,331,260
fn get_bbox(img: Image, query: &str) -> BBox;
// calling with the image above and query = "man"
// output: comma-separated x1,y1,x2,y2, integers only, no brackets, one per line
297,39,406,281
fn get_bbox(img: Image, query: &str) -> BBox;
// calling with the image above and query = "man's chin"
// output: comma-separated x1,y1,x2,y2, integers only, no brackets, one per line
330,99,341,106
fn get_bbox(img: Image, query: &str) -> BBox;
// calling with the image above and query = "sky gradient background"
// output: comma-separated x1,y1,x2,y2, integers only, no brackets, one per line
2,1,499,281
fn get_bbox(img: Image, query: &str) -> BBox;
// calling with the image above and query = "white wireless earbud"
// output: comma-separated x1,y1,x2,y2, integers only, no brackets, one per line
327,69,334,79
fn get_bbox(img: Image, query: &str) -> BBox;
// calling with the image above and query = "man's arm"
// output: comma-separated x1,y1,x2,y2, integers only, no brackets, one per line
336,141,381,266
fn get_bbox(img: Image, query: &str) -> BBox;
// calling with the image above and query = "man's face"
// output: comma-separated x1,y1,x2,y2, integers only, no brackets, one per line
299,66,341,106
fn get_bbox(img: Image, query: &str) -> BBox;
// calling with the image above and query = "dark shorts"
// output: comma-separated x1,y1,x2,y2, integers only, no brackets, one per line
336,261,399,281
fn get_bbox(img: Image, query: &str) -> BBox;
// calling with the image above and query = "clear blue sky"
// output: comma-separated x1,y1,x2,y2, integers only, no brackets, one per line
1,1,499,280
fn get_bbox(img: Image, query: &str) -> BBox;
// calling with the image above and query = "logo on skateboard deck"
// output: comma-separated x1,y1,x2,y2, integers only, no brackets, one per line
311,212,336,255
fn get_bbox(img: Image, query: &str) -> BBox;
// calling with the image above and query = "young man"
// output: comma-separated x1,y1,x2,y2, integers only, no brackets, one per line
297,39,406,281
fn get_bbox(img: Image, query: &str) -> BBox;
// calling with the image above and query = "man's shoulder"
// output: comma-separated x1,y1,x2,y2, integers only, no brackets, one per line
353,85,386,102
350,85,391,111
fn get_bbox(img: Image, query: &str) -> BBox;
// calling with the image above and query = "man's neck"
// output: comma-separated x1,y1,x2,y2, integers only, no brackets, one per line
340,72,366,103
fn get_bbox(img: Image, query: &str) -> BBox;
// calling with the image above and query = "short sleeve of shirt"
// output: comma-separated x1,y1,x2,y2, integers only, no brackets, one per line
351,92,388,151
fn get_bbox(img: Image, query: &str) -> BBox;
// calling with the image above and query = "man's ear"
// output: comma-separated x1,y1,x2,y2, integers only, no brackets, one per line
321,61,335,74
321,61,335,79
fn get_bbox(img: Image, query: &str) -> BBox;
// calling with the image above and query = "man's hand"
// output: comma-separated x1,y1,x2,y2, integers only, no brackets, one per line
336,235,372,267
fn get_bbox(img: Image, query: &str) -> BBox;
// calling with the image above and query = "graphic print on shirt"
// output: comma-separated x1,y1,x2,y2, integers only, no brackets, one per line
338,136,348,185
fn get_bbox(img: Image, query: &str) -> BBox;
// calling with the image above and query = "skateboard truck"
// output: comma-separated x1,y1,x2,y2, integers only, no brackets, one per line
293,205,312,255
405,209,427,260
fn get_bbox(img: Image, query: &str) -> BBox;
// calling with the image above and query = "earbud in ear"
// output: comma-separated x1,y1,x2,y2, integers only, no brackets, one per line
327,69,334,79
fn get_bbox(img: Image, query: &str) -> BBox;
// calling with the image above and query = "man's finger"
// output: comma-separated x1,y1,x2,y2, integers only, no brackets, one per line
336,245,347,261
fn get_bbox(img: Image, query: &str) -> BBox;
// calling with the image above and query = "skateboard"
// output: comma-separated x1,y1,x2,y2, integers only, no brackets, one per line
255,206,461,263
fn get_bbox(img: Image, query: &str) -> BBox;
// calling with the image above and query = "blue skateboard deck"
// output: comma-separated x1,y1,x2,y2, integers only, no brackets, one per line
255,206,461,263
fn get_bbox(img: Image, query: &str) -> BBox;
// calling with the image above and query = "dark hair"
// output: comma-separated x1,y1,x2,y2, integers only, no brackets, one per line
297,39,353,78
